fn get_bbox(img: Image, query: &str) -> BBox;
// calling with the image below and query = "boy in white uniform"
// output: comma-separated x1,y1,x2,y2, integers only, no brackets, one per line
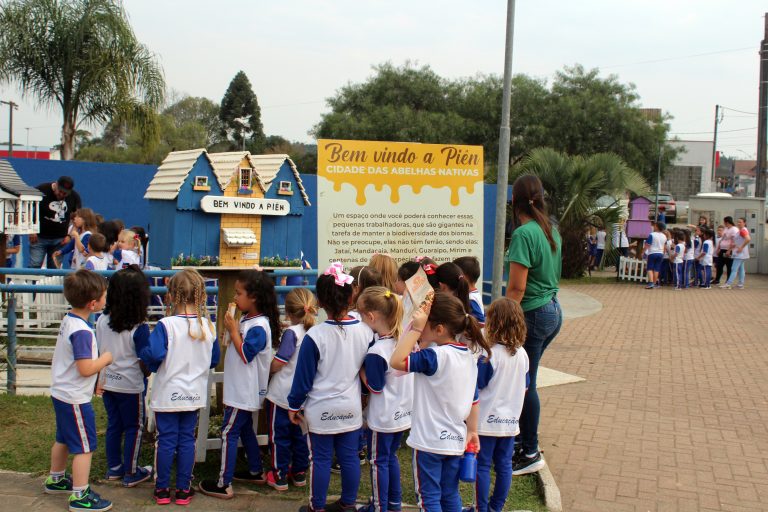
45,270,113,512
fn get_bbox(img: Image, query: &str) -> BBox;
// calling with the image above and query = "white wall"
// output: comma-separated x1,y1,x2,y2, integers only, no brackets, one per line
669,140,715,193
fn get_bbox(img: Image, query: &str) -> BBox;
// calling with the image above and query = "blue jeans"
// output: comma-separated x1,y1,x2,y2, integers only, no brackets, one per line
519,297,562,455
29,236,64,268
725,259,746,286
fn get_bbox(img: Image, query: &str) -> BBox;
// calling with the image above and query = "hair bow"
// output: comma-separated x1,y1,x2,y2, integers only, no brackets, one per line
423,263,437,275
324,262,354,287
414,255,426,263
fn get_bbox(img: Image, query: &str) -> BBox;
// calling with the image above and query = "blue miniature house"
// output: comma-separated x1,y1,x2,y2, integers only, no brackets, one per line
250,154,311,262
144,149,223,267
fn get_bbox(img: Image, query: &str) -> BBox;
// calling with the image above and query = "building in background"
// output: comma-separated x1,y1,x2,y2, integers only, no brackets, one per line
662,140,714,200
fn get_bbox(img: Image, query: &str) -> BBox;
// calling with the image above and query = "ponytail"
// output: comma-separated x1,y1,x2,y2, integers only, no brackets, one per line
512,175,556,252
284,287,318,331
435,262,471,313
357,286,403,340
427,292,489,356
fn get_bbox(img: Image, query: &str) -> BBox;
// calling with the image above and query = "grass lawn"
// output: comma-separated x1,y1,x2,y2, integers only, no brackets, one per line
0,394,546,511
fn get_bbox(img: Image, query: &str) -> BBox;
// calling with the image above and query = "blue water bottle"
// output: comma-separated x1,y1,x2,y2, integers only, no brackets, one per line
459,443,478,482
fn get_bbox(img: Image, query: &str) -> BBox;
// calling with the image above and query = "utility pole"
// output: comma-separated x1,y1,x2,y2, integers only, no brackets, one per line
711,104,720,188
756,14,768,198
491,0,517,301
0,100,19,156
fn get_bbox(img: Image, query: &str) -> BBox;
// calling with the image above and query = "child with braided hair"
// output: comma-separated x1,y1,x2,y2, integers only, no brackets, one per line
139,269,220,506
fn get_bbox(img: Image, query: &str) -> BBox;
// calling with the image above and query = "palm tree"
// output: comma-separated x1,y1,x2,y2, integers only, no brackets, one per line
510,147,650,278
0,0,165,160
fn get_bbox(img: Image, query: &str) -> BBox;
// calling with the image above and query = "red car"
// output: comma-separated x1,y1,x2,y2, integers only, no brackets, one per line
648,193,676,224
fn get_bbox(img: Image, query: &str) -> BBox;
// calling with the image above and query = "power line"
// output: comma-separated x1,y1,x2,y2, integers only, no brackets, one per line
602,46,754,69
670,126,757,135
720,106,758,115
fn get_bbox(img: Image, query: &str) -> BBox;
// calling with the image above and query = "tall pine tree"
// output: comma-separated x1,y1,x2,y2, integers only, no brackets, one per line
219,71,266,152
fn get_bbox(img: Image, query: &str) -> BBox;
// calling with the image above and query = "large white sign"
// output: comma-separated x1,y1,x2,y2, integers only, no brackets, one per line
317,139,483,269
200,195,289,216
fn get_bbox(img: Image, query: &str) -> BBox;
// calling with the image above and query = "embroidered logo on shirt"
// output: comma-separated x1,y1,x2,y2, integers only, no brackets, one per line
439,430,464,442
487,415,518,425
393,410,411,421
320,411,354,421
170,392,201,402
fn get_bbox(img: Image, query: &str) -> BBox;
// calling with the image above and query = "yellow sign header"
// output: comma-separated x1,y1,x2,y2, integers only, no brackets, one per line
317,139,484,206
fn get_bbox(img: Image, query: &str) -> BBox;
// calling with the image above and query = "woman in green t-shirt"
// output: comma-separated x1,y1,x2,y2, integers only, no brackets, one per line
504,175,563,476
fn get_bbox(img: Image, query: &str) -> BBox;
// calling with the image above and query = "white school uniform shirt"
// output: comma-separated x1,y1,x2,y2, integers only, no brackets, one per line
693,236,702,257
477,346,529,437
117,249,141,269
364,334,414,433
701,240,714,266
223,314,272,411
646,232,666,254
406,342,479,456
596,230,606,249
149,315,216,412
287,318,373,434
468,289,486,325
684,243,695,261
72,230,92,269
266,324,306,410
662,240,672,260
85,254,110,271
673,243,685,264
96,314,148,394
50,313,99,405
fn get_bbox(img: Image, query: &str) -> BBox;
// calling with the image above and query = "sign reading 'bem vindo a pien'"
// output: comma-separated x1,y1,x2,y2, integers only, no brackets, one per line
317,139,484,269
200,195,290,216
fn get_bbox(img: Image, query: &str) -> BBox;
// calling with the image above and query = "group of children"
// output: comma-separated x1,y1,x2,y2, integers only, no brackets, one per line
46,253,531,512
51,207,145,271
643,222,718,290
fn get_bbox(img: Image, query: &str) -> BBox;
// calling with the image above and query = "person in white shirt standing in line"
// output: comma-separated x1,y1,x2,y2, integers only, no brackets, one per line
595,225,607,267
643,222,667,289
722,217,752,289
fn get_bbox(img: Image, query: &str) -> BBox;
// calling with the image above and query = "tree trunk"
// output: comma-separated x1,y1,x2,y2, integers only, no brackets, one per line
60,118,75,160
561,226,589,278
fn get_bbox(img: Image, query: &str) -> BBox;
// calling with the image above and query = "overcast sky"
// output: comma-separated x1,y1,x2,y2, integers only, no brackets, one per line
0,0,765,159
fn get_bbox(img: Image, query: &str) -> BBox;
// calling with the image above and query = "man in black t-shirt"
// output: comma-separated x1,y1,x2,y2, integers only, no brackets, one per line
29,176,82,268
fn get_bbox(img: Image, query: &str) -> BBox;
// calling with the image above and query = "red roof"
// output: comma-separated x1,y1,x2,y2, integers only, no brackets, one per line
734,160,756,177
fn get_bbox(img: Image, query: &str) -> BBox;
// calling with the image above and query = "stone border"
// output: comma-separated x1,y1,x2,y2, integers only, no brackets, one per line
536,463,563,512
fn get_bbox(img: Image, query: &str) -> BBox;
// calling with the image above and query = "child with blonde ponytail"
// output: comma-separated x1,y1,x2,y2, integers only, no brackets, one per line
139,269,219,505
357,287,413,512
263,288,318,490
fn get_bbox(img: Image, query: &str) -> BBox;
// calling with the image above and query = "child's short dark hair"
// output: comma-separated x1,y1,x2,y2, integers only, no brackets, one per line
63,269,107,308
397,261,421,282
87,232,109,253
453,256,481,284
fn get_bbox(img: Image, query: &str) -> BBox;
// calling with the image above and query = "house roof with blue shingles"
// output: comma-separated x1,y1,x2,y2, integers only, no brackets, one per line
250,154,310,206
0,159,44,198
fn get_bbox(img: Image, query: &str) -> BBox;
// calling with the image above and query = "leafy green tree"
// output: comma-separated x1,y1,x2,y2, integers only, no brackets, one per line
510,147,650,278
219,71,266,153
314,62,675,184
0,0,165,160
163,96,225,148
542,65,676,185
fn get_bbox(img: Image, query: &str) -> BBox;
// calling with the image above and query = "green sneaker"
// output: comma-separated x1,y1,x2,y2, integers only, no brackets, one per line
68,487,112,512
44,473,73,494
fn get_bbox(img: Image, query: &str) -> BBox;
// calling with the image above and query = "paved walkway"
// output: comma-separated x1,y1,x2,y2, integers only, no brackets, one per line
540,277,768,511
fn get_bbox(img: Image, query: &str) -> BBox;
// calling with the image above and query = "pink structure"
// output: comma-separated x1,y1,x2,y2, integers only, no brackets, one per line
625,196,652,239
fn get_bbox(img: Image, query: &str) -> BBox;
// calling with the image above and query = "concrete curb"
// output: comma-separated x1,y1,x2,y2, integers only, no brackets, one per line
535,463,563,512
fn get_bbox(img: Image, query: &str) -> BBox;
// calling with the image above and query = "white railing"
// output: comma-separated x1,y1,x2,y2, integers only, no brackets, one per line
618,256,647,282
